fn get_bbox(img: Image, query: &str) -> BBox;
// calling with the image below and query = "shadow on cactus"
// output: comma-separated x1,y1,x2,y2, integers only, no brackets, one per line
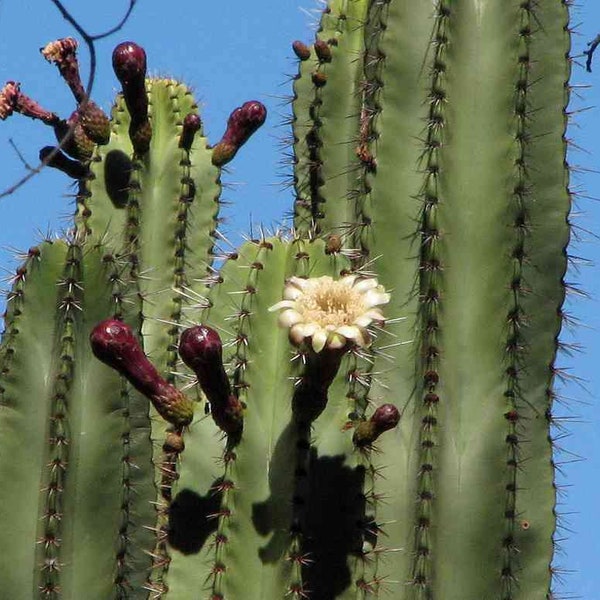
0,1,573,598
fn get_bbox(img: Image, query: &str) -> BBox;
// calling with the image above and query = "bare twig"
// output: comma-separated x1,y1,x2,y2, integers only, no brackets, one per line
584,34,600,73
0,1,138,199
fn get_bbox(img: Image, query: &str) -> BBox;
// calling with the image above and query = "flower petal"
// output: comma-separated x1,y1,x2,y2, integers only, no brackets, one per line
328,332,347,349
290,322,318,344
340,274,359,287
269,299,298,312
283,286,304,301
311,328,328,353
278,309,303,327
335,325,362,340
362,289,391,308
352,278,378,293
354,309,385,328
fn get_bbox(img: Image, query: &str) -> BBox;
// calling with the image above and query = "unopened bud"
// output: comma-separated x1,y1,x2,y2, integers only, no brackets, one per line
179,113,202,150
179,325,242,434
90,319,194,427
353,403,400,448
112,42,147,87
314,40,332,63
292,40,311,61
211,101,266,167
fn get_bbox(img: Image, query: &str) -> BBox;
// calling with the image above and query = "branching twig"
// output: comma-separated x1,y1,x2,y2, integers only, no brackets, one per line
584,33,600,73
0,1,138,199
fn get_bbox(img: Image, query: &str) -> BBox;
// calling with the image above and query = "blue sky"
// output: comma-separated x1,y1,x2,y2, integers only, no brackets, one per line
0,1,599,597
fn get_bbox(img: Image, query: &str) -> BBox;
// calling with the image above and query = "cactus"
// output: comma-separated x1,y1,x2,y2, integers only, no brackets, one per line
0,1,573,599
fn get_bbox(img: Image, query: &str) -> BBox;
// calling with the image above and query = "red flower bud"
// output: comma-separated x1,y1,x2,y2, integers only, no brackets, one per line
112,42,147,87
353,403,401,448
179,113,202,150
211,101,267,167
179,325,242,434
292,40,311,61
90,319,193,427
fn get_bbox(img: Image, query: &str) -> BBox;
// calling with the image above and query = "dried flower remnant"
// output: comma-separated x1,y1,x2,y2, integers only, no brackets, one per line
269,274,390,353
41,38,111,145
0,82,59,124
41,38,85,102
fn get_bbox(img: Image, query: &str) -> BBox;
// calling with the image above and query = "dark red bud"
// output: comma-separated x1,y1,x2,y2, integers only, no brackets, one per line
179,325,224,370
353,403,401,448
112,42,147,86
211,101,267,167
90,319,193,427
179,113,202,150
371,404,401,432
90,319,159,397
311,71,327,87
292,40,311,61
179,325,241,433
40,146,87,179
314,39,332,63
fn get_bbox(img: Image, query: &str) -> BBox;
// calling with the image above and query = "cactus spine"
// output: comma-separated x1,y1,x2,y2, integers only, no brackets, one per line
0,1,572,599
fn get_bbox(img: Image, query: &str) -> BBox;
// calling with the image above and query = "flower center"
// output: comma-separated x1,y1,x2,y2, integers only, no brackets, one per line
298,280,363,327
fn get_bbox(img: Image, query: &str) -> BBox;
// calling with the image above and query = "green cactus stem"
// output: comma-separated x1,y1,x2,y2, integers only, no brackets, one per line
0,0,573,598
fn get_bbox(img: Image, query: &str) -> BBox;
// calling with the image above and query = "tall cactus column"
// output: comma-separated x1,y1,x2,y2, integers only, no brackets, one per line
0,0,573,598
291,0,570,598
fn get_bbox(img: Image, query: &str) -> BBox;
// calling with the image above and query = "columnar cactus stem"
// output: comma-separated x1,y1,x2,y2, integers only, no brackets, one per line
0,1,574,598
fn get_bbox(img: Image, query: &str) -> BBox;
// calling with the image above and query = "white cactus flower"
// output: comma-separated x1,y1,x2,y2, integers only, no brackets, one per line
269,274,390,353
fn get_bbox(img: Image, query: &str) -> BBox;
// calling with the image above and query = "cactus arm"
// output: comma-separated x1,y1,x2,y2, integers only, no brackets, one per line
292,0,370,239
508,1,571,596
0,241,155,598
0,242,67,597
57,246,154,598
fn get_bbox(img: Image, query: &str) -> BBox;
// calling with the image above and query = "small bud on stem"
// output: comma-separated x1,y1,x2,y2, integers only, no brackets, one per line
112,41,151,154
90,319,194,428
353,403,401,448
292,41,311,61
179,113,202,150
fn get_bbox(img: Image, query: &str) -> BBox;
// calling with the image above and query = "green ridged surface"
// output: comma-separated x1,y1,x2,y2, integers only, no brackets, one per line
0,242,155,598
293,0,370,238
0,1,573,597
168,237,358,598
